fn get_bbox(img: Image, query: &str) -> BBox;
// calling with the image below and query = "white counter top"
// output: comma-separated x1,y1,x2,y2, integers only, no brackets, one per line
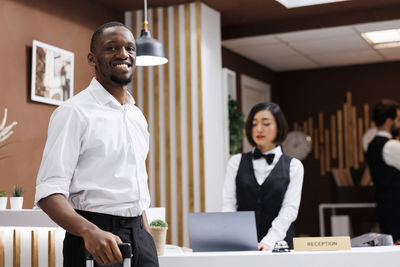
0,209,58,227
160,246,400,267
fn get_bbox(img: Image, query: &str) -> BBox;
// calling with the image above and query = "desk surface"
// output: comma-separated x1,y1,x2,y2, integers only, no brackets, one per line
160,246,400,267
0,209,58,227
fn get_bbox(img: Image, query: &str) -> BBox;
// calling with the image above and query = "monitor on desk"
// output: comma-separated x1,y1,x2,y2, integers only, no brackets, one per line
188,211,258,252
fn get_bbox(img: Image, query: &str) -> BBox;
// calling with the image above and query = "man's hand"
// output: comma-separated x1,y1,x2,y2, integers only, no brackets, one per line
82,227,123,266
38,194,123,265
258,242,271,251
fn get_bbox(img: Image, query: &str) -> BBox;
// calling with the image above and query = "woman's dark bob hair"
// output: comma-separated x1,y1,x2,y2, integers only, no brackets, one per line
245,102,289,147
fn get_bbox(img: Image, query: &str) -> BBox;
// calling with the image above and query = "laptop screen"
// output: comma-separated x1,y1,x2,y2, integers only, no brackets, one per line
188,211,258,252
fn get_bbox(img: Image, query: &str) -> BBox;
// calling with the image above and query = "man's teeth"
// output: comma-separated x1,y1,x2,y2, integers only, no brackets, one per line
115,63,129,68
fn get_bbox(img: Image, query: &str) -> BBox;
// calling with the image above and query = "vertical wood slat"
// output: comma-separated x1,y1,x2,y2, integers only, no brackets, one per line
331,115,337,159
153,9,161,207
196,1,205,212
293,122,299,131
131,12,138,102
48,230,55,267
185,3,195,213
318,112,324,143
173,5,183,245
318,112,325,175
303,120,308,136
31,230,38,267
162,7,172,244
352,106,359,169
364,104,370,132
343,103,350,168
314,128,319,160
337,110,344,169
346,92,354,168
13,229,20,267
320,143,325,176
0,230,4,267
358,117,364,162
308,117,313,139
325,129,331,172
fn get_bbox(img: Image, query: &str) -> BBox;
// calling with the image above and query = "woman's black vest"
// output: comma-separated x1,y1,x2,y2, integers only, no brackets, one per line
236,152,295,248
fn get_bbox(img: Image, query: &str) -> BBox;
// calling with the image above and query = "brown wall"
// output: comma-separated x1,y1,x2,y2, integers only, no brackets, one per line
0,0,122,208
275,61,400,236
222,47,276,108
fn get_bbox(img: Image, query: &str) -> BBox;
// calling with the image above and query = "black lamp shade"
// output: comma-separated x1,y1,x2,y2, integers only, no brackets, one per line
136,30,168,66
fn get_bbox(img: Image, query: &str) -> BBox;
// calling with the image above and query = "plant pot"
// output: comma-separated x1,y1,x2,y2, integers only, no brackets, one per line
149,226,168,256
0,197,8,210
10,197,23,210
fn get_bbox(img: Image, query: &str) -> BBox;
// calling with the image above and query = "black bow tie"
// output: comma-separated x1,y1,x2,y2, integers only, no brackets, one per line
253,149,275,164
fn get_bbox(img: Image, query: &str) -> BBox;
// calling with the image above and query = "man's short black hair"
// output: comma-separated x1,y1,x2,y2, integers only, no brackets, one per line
373,99,400,127
245,102,289,146
90,21,130,52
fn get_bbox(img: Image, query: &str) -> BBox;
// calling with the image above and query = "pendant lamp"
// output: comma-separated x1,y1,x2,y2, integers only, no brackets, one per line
136,0,168,66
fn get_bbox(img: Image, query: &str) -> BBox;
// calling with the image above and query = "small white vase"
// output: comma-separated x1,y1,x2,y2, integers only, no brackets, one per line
10,197,23,210
0,197,8,210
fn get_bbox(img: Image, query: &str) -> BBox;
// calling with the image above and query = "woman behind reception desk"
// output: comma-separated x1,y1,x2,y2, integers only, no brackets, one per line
222,102,304,250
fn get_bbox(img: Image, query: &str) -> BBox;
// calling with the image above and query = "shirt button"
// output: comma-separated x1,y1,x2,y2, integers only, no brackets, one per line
120,219,126,226
257,188,261,192
257,199,262,204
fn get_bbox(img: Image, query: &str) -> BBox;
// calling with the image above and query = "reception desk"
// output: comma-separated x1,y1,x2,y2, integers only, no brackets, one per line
160,246,400,267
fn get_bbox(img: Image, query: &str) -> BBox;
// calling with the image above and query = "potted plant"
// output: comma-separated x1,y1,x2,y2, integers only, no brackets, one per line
149,219,168,256
10,185,23,210
0,189,7,210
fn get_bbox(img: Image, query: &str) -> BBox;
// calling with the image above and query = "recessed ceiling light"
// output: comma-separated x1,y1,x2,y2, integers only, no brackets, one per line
275,0,349,8
361,29,400,49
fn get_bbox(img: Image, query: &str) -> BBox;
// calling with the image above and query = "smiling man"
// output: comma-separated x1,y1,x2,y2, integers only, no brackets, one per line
34,22,159,267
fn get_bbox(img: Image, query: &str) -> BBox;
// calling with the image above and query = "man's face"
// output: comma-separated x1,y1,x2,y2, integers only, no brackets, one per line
90,26,136,87
391,109,400,138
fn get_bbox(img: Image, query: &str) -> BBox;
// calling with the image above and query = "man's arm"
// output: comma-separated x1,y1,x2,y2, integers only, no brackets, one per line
39,194,123,266
383,140,400,170
141,210,151,233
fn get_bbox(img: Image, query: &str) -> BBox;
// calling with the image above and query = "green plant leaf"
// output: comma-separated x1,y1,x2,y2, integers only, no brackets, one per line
149,219,168,227
228,97,245,155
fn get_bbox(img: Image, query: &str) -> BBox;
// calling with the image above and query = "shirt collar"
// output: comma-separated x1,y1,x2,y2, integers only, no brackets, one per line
252,145,282,156
88,78,136,107
376,130,392,139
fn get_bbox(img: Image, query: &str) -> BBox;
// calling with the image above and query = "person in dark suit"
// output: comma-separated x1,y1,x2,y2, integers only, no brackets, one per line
222,102,304,250
366,99,400,242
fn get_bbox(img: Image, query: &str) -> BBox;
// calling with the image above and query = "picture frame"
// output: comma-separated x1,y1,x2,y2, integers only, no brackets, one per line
31,40,74,106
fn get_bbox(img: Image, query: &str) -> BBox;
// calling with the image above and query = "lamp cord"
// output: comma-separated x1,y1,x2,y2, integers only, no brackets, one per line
143,0,148,31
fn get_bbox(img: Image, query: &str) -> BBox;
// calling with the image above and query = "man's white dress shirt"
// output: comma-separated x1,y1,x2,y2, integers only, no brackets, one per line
376,131,400,170
35,78,150,217
222,145,304,248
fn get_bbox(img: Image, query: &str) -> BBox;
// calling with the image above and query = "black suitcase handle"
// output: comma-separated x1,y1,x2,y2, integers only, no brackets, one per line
85,243,132,263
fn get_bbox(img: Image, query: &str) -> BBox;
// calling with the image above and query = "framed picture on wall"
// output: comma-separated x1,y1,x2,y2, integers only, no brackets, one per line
31,40,74,106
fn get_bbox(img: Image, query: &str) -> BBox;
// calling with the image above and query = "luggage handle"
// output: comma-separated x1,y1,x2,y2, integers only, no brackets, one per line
85,243,132,267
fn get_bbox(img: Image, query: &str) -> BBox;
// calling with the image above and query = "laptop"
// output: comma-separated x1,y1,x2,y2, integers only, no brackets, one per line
188,211,258,252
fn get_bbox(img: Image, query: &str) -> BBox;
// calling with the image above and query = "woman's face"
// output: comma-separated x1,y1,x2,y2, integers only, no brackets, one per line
251,109,277,150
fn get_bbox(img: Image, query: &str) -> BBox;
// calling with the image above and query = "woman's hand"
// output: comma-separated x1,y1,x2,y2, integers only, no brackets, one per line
258,242,271,251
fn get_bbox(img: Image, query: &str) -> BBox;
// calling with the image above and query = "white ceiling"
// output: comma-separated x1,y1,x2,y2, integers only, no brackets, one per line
222,19,400,72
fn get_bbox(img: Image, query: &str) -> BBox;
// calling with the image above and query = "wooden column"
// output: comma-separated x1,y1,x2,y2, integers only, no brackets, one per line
31,230,38,267
0,230,4,267
13,229,20,267
48,230,55,267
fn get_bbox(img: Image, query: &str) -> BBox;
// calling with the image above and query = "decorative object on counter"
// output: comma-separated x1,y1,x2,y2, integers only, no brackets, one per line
10,185,23,210
31,40,74,106
0,107,18,160
272,240,290,253
0,189,7,210
228,97,245,154
149,219,168,256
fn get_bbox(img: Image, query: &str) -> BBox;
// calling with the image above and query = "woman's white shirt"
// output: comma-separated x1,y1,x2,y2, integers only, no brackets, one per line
222,145,304,248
